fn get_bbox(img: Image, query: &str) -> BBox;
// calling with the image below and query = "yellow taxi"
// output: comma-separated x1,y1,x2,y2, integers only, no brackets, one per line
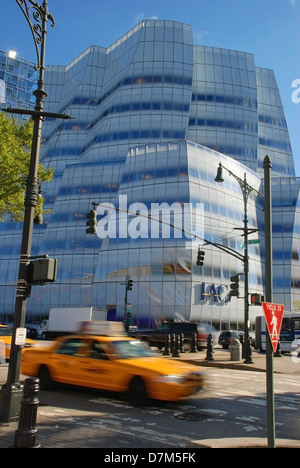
0,324,37,360
21,322,204,402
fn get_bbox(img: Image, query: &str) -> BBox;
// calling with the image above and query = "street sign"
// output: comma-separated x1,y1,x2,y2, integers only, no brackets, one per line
15,327,27,346
241,239,261,248
262,302,285,352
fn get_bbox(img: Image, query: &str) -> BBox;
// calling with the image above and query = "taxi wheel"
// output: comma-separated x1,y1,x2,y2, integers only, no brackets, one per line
127,377,148,404
38,365,54,390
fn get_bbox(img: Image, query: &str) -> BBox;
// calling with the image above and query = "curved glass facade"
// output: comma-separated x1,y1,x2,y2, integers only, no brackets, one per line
0,49,38,112
0,20,299,327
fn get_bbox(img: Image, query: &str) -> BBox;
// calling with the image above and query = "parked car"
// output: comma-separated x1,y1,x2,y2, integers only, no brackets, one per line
128,322,211,350
21,329,205,402
218,330,243,349
0,324,38,360
25,326,38,339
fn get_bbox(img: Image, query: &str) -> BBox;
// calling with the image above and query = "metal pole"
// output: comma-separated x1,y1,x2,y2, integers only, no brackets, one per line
124,274,129,320
242,174,253,364
215,164,261,364
264,155,275,448
7,49,46,389
0,0,54,423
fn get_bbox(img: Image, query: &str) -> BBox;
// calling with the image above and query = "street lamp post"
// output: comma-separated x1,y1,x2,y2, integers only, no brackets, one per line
215,163,262,364
0,0,55,423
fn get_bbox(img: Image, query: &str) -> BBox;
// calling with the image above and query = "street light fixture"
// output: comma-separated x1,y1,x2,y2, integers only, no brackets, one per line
215,162,262,364
0,1,70,423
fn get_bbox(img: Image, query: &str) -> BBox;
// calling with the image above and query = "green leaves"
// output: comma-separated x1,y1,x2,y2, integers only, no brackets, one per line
0,114,53,222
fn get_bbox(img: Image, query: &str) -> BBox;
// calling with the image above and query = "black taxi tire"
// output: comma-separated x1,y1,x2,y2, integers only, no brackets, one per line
127,376,148,404
38,365,55,390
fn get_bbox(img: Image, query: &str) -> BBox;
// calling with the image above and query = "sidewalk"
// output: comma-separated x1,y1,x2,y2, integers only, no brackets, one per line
0,349,299,448
178,347,300,374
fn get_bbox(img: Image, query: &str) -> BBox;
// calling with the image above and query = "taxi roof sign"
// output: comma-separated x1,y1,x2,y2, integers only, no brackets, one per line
262,302,285,352
80,320,126,336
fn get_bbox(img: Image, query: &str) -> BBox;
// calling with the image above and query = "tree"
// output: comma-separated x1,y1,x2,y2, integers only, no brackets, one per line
0,113,53,222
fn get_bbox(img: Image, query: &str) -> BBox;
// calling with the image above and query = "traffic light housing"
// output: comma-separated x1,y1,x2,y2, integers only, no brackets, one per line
127,278,133,291
230,274,239,297
196,249,205,266
250,293,263,305
86,210,97,235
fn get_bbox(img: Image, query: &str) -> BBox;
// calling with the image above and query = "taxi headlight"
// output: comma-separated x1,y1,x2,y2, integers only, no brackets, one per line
153,374,185,384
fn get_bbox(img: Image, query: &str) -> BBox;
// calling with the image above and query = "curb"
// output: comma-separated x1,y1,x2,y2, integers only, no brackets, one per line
178,358,266,372
187,437,300,448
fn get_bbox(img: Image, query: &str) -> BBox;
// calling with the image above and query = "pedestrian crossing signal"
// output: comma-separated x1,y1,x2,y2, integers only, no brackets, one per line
251,293,263,305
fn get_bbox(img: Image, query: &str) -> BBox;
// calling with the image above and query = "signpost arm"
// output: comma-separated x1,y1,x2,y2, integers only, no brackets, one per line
264,155,275,448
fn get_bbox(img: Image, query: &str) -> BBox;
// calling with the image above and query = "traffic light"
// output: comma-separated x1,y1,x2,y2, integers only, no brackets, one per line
250,293,263,305
127,277,133,291
230,274,239,297
86,209,97,235
196,249,205,266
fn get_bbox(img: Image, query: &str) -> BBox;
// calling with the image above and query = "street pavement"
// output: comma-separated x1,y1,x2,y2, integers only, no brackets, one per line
0,347,299,448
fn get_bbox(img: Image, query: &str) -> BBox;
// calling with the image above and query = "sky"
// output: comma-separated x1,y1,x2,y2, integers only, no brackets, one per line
1,0,300,174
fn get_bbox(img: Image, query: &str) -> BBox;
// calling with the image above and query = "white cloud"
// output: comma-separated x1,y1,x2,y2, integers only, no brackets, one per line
134,12,158,24
290,0,296,6
194,30,209,45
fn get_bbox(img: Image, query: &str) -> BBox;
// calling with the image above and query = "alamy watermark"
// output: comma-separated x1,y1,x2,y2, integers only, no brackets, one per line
291,79,300,103
95,195,204,244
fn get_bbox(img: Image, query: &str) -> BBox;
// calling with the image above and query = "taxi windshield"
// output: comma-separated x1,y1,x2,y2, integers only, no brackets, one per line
0,327,12,337
113,340,154,359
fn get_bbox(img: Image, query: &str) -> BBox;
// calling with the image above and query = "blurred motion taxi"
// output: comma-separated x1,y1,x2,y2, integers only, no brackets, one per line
0,324,37,360
21,321,204,402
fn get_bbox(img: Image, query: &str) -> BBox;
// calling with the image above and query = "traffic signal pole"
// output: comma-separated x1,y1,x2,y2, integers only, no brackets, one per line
241,174,253,364
123,275,133,330
124,274,129,317
215,164,263,364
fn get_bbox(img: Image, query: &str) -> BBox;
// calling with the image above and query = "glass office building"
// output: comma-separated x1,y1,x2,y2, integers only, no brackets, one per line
0,49,38,111
0,20,299,328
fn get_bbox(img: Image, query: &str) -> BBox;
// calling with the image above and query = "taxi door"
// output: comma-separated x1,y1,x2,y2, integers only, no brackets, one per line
80,340,122,392
53,337,91,386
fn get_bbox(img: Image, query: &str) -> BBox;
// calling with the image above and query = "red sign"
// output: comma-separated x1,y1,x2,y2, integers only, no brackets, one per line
262,302,285,352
